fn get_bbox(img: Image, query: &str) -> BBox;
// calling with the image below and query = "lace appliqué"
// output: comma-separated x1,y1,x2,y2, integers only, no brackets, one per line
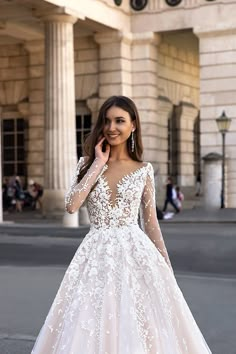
65,157,107,214
32,159,212,354
140,163,173,271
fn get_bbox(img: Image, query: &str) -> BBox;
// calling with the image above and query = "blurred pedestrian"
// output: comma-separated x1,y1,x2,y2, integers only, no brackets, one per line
163,177,179,213
195,171,201,196
175,185,184,211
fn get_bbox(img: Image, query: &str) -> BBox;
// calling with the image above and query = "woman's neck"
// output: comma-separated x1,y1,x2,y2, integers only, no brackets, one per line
108,144,130,161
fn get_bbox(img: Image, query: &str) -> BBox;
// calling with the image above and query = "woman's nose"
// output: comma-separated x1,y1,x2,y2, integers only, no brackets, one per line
108,121,116,131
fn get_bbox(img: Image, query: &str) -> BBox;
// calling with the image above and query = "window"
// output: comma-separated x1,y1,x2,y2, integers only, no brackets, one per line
76,103,92,159
2,118,26,177
193,113,201,176
167,105,178,183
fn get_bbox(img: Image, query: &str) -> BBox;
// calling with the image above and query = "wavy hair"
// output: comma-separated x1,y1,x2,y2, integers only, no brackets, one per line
77,96,143,182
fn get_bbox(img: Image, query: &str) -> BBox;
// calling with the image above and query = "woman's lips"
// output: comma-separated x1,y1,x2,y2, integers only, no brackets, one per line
107,134,119,138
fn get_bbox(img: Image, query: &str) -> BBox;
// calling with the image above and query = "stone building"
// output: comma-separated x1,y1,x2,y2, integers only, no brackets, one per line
0,0,235,222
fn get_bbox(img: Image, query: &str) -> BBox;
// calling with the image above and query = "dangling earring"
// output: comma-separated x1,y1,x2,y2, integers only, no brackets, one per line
131,130,135,152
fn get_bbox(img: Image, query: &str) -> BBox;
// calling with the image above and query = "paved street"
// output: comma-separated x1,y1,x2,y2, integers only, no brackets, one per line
1,222,236,275
0,221,236,354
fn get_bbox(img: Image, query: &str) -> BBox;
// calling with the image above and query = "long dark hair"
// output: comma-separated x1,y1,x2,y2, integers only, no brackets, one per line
77,96,143,182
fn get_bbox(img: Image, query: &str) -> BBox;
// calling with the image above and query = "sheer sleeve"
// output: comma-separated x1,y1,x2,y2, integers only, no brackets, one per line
140,163,173,272
65,156,107,214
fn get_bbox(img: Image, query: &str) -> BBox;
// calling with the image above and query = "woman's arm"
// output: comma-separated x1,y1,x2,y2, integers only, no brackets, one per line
140,163,173,272
65,157,106,214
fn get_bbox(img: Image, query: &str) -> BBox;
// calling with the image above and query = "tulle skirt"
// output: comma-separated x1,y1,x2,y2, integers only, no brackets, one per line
32,225,212,354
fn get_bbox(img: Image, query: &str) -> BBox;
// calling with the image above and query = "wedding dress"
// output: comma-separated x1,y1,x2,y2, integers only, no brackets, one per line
32,157,212,354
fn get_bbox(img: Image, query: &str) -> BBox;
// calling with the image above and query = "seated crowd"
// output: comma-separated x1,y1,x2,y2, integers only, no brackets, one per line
2,176,43,212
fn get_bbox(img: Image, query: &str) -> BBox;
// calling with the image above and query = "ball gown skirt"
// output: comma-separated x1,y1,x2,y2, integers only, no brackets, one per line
31,224,211,354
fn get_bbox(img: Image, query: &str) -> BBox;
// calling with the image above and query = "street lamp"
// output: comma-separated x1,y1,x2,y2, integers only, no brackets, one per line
216,111,231,208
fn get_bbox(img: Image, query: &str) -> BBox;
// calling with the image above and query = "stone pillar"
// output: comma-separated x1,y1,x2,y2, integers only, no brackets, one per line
94,31,132,106
42,14,78,225
195,26,236,207
87,96,99,127
131,32,160,165
156,96,172,204
202,153,222,209
175,102,198,186
24,40,45,187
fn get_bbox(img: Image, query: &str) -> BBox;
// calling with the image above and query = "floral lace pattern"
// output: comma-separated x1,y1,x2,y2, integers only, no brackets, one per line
32,157,212,354
87,164,147,229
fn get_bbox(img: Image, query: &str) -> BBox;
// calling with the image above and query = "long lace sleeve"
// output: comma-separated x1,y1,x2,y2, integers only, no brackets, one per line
140,163,173,272
65,157,107,214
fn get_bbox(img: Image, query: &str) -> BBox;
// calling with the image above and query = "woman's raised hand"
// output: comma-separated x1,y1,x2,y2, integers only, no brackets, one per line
95,137,110,164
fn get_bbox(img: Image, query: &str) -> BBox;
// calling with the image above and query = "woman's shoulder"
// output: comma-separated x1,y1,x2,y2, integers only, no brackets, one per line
128,160,150,172
135,161,151,168
142,161,153,170
140,161,155,177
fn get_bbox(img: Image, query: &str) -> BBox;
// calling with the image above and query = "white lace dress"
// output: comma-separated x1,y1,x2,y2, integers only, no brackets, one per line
32,157,212,354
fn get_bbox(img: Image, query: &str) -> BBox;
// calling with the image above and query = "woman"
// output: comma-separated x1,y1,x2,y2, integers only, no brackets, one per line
32,96,211,354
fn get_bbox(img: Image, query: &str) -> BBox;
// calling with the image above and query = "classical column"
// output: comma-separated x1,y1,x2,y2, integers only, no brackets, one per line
131,32,160,165
42,14,78,224
195,26,236,207
156,96,173,204
24,40,45,187
94,31,132,107
87,96,99,127
175,102,198,186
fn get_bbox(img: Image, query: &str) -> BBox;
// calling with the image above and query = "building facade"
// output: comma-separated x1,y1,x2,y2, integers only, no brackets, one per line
0,0,235,220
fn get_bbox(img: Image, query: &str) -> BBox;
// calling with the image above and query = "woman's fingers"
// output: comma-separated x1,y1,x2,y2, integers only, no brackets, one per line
96,136,105,146
95,135,110,163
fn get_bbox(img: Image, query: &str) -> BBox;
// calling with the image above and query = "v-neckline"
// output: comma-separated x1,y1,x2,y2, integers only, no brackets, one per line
100,163,148,208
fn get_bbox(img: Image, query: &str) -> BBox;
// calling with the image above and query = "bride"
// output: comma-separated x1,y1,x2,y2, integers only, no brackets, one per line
32,95,212,354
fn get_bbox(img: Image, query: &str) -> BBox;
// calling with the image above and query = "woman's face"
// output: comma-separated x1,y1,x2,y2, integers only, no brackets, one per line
102,106,135,147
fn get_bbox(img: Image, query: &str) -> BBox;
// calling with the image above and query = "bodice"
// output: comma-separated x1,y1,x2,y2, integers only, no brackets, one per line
65,157,173,271
87,164,149,229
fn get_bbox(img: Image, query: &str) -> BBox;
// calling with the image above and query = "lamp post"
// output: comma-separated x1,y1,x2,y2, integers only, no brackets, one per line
216,111,231,208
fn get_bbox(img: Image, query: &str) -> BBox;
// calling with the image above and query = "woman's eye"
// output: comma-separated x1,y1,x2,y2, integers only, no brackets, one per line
117,119,124,123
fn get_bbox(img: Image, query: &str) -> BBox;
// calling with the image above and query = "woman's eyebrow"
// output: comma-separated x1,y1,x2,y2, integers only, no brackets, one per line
105,116,126,120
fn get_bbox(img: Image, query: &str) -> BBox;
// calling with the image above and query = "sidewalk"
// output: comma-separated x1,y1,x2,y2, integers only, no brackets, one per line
2,210,62,227
0,207,235,229
166,207,236,223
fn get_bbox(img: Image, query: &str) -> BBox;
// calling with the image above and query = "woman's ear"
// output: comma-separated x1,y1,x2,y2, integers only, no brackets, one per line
132,122,136,132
